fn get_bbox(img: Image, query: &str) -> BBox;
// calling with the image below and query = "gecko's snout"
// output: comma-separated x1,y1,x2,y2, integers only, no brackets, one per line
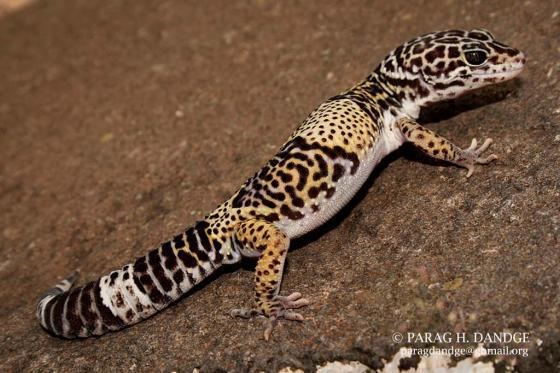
518,51,527,65
513,50,527,71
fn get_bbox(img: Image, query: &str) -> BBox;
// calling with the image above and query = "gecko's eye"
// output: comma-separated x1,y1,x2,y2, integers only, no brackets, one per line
464,50,488,66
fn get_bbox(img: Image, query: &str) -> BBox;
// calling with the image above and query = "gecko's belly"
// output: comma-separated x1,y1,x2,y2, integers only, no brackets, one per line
275,129,403,239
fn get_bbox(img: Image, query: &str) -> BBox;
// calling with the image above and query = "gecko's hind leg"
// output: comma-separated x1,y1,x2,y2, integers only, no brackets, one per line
229,219,310,340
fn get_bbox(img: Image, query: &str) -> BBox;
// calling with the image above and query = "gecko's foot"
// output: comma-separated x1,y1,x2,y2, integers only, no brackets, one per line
456,138,498,178
230,291,310,341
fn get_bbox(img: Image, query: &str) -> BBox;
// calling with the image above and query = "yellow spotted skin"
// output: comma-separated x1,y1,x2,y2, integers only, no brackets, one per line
37,29,525,340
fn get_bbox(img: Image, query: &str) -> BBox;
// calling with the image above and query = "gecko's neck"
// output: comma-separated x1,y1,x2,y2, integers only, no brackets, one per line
357,70,429,119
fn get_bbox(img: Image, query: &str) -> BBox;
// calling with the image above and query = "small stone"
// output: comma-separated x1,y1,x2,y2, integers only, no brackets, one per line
448,311,457,323
443,277,463,291
3,227,18,240
427,282,440,290
435,298,447,311
222,30,236,45
150,64,167,73
100,132,114,143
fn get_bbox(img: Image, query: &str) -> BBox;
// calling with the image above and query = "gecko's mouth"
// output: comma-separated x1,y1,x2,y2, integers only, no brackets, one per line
472,66,524,78
472,66,524,77
469,66,524,83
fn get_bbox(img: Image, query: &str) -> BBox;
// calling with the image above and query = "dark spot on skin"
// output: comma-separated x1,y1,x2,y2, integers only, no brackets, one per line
173,270,184,285
292,197,305,208
173,234,185,249
308,187,319,199
115,293,124,308
410,56,422,67
412,43,425,54
195,221,212,252
161,242,178,271
280,204,304,220
177,250,198,268
313,154,329,181
295,164,309,191
125,310,134,321
277,171,293,183
448,46,460,58
332,163,346,182
134,257,148,274
148,249,174,293
109,271,119,286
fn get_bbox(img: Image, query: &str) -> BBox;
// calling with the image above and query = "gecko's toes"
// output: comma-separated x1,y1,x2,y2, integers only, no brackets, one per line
262,309,305,341
277,292,311,309
283,310,305,321
231,291,310,341
476,153,498,164
263,318,277,341
459,138,498,178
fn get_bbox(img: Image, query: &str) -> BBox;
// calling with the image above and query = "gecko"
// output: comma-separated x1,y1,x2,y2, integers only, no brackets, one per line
37,29,525,340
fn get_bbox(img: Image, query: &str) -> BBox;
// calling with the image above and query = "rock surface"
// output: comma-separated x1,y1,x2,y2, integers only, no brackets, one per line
0,0,559,371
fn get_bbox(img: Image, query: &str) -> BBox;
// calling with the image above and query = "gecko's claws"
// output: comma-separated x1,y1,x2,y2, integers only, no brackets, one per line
457,138,498,178
230,291,310,341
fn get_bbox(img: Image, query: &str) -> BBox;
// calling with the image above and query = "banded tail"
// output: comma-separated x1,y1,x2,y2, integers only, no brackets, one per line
36,220,230,338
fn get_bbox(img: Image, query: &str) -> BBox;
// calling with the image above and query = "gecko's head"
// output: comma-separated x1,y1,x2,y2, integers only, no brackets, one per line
378,29,526,105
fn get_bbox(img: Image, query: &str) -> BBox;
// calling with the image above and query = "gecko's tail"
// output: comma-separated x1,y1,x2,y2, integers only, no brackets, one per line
36,221,224,338
36,270,80,321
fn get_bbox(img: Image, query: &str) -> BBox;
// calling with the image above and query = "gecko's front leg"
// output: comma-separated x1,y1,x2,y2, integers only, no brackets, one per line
230,219,310,341
398,117,498,177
